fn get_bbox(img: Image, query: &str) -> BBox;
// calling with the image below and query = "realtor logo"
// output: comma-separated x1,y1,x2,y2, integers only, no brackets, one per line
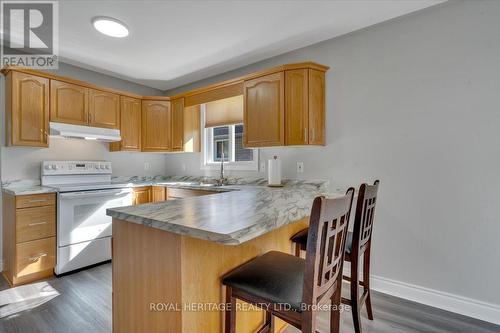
1,0,58,68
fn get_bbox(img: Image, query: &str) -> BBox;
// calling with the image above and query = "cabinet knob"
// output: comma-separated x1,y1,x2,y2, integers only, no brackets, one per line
28,221,48,227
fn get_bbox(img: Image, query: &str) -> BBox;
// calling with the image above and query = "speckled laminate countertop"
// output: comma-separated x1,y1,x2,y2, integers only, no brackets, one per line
106,179,341,245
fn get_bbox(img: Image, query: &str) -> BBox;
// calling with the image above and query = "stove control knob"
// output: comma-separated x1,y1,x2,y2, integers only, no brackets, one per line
105,165,110,170
44,165,51,170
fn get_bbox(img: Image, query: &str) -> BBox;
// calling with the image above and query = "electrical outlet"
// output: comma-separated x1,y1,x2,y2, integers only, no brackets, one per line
144,162,151,171
297,162,304,173
260,161,266,172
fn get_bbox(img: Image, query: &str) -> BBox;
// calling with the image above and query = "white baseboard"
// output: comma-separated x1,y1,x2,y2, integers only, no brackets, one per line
370,274,500,326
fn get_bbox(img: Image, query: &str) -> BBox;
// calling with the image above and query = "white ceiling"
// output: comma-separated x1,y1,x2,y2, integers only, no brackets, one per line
56,0,445,90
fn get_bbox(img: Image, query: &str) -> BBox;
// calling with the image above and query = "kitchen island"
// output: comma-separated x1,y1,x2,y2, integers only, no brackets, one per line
107,180,333,333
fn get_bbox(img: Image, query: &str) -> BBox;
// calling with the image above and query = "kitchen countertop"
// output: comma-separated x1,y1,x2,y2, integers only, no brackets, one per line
107,179,340,245
1,180,58,196
2,176,343,246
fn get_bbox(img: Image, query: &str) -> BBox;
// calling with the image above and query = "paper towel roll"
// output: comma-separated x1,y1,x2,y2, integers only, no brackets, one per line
268,156,282,185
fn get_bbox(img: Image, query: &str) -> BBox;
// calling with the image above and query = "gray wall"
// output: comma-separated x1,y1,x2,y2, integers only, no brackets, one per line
165,1,500,307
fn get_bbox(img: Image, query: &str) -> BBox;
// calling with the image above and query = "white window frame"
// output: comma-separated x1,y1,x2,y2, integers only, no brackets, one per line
200,105,258,171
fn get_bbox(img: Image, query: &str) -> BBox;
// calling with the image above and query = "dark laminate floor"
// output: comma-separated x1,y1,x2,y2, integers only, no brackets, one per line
0,263,498,333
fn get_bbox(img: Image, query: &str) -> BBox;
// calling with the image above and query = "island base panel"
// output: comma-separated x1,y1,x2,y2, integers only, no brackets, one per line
112,218,308,333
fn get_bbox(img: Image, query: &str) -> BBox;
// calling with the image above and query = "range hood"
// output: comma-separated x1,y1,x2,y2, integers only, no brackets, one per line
49,122,121,142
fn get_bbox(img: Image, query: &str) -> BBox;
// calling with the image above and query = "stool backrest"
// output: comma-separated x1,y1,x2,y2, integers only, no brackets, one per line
302,188,355,310
352,180,380,257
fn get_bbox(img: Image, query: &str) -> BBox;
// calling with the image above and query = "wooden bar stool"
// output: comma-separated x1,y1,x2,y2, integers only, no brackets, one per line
222,188,355,333
290,180,380,333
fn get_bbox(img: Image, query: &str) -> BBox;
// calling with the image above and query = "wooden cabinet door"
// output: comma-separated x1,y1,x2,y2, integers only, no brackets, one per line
308,69,325,145
15,237,56,281
8,72,49,147
285,69,309,145
171,98,184,151
152,186,166,202
50,80,89,125
141,100,171,151
89,89,120,129
111,96,141,151
183,105,201,153
133,187,151,205
243,72,284,147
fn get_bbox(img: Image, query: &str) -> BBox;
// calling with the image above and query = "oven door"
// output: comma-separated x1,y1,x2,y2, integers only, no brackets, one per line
58,188,133,247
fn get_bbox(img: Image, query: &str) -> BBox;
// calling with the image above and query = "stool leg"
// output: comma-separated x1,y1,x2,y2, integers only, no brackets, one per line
350,257,363,333
363,247,374,320
225,287,236,333
295,242,301,257
265,311,274,332
330,283,342,333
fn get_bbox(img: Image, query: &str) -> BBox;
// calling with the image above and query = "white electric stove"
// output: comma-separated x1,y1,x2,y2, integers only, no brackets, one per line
41,161,133,275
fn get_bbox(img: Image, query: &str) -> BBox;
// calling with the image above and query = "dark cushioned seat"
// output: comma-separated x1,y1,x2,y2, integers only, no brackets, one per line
291,229,353,254
222,251,305,312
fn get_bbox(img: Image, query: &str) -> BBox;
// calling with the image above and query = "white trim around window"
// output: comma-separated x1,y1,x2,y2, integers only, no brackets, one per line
200,105,258,171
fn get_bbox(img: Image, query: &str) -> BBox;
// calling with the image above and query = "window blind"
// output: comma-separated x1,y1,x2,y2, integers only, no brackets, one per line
204,95,243,128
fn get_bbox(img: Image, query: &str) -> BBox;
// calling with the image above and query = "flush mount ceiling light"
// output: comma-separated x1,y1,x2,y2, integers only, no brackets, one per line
92,16,129,38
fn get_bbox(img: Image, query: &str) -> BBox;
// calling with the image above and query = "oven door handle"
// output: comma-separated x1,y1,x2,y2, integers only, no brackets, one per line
59,189,132,199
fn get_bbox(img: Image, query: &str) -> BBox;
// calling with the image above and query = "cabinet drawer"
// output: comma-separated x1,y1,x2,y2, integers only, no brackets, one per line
167,188,217,199
16,193,55,209
16,205,56,243
16,237,55,278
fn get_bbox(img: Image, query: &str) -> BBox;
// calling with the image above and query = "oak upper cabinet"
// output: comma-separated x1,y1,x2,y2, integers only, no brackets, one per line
50,80,89,125
141,100,171,152
5,71,49,147
307,69,326,145
110,96,141,151
285,69,326,145
243,72,285,147
171,98,184,151
183,105,201,153
88,89,120,129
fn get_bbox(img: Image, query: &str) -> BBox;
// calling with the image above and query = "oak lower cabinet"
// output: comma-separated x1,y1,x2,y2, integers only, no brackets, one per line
141,100,172,152
152,186,167,202
285,69,326,145
243,72,285,147
171,98,184,151
2,193,56,286
132,187,152,205
166,188,217,200
88,89,120,129
4,71,50,147
50,79,89,125
110,96,142,151
133,186,214,204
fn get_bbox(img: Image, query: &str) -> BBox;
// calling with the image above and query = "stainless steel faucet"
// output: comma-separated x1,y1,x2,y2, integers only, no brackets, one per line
216,152,227,186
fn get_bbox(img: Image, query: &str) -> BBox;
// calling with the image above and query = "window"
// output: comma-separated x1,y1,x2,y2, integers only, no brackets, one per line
203,124,258,170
